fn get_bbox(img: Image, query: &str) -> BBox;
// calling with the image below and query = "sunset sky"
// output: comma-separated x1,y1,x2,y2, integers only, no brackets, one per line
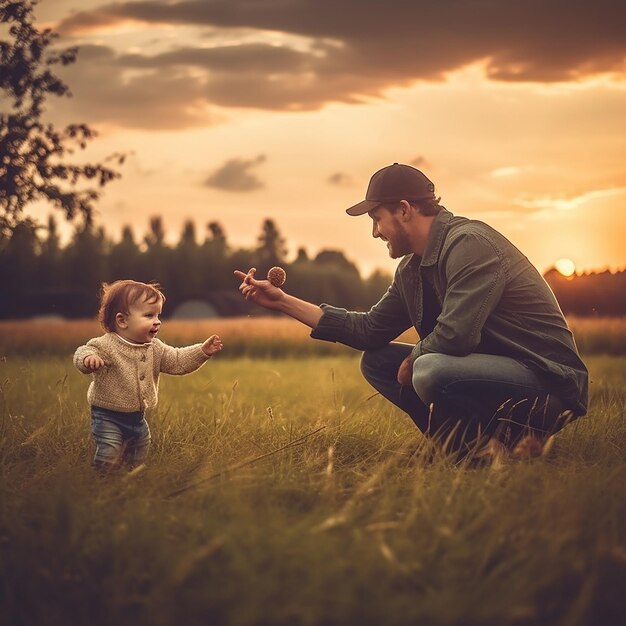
24,0,626,277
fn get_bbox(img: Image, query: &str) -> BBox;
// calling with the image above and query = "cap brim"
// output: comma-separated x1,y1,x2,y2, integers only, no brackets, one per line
345,200,381,216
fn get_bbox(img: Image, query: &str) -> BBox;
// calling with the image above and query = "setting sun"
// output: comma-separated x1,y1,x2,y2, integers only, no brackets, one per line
555,258,576,277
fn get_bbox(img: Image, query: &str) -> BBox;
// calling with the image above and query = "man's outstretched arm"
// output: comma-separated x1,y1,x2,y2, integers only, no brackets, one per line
234,268,323,329
235,267,411,351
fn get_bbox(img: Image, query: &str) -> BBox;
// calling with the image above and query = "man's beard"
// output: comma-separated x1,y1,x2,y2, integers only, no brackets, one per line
386,227,412,259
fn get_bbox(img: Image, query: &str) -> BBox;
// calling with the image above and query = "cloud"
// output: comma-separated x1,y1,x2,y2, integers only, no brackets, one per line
119,43,310,74
518,186,626,214
49,0,626,128
57,0,626,83
409,156,430,169
204,155,267,192
49,45,215,130
491,166,522,178
327,172,354,187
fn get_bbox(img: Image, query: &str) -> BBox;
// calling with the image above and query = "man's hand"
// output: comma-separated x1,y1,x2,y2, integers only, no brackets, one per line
234,267,285,310
84,355,106,370
397,355,414,386
202,334,223,357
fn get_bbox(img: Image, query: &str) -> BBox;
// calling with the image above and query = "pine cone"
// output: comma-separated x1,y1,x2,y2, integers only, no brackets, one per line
267,266,286,287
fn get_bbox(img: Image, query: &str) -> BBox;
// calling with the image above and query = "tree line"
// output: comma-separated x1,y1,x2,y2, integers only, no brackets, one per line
544,268,626,317
2,214,624,319
0,215,394,318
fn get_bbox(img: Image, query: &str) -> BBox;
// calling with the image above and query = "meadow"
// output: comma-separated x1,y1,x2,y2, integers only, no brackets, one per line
0,318,625,626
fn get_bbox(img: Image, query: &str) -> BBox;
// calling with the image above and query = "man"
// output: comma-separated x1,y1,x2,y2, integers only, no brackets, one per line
235,163,588,458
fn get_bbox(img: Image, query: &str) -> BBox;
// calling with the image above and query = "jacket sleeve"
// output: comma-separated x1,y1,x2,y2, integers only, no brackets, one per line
73,338,104,374
158,340,210,375
310,275,412,351
412,231,506,359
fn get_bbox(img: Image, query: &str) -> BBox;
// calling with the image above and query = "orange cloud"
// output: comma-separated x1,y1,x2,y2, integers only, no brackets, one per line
58,0,626,85
48,1,626,129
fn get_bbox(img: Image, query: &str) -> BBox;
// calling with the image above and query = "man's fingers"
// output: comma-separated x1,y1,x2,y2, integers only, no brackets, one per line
233,268,256,279
239,280,255,294
234,268,259,287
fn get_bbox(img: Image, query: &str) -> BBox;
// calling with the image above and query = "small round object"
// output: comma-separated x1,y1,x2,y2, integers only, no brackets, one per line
267,266,286,287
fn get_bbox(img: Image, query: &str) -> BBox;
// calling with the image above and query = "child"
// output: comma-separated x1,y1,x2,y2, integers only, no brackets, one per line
73,279,223,471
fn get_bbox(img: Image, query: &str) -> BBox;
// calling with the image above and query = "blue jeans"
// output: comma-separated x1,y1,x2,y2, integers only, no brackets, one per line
91,406,151,470
360,343,572,452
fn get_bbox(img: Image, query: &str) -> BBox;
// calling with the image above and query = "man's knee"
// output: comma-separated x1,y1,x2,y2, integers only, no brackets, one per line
360,347,399,383
361,344,413,379
412,353,448,404
360,349,379,381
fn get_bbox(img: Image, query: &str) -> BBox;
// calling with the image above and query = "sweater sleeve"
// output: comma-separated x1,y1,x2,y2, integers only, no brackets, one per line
156,339,210,375
73,337,106,374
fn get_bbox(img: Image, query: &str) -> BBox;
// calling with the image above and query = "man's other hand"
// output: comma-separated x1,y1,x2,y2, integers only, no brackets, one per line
397,355,414,385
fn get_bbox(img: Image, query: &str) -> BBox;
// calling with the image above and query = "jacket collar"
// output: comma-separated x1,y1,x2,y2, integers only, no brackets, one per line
419,207,453,268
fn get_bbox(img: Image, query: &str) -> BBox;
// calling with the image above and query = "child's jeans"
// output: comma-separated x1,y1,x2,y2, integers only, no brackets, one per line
91,405,151,470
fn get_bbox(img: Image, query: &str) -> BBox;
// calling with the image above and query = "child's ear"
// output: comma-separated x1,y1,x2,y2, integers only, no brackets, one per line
115,312,128,329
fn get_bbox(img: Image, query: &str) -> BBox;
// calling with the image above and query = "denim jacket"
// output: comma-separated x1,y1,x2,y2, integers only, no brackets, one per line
311,208,588,415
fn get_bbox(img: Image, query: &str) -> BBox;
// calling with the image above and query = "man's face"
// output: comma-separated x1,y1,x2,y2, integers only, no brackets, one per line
368,205,412,259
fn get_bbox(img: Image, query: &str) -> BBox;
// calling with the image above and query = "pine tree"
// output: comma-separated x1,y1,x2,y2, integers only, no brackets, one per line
256,218,287,275
108,225,141,281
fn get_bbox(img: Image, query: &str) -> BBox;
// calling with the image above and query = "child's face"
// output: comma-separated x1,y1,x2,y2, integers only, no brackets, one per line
116,296,163,343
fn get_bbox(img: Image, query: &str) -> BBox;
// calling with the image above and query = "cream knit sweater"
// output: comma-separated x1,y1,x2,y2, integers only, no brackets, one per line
73,332,210,412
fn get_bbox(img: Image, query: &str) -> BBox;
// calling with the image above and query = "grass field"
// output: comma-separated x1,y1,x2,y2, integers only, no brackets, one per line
1,319,625,625
2,315,626,357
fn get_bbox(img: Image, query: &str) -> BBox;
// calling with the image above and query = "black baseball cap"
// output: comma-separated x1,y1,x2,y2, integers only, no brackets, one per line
346,163,436,216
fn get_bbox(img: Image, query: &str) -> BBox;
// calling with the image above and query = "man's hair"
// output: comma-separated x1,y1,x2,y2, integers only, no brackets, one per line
97,280,165,332
389,198,443,216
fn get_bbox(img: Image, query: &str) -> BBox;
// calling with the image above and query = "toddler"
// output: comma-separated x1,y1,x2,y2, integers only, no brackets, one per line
74,279,222,471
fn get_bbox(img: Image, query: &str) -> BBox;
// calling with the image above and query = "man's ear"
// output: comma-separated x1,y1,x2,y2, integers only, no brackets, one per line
115,312,128,329
398,200,413,221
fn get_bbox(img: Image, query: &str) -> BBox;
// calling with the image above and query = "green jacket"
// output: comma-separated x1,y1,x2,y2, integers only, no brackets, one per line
311,208,588,415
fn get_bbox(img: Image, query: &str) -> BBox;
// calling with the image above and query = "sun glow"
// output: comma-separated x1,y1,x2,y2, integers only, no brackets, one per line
555,258,576,277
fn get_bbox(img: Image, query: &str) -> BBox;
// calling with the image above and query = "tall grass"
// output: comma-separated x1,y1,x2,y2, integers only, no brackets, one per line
567,316,626,356
0,317,368,357
1,352,624,626
2,316,626,357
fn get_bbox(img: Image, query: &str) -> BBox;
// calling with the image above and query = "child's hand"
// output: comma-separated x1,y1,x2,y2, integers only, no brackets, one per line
202,334,223,357
84,355,106,370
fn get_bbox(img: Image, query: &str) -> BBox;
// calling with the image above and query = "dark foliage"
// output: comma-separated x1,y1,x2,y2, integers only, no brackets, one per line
1,212,623,319
0,216,394,318
0,0,123,236
544,268,626,316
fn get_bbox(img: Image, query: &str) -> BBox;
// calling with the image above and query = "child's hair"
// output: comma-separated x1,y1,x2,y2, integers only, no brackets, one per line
97,280,166,332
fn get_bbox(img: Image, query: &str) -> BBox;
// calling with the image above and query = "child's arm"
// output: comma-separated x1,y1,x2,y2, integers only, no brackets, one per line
202,334,223,357
157,335,223,375
73,340,107,374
